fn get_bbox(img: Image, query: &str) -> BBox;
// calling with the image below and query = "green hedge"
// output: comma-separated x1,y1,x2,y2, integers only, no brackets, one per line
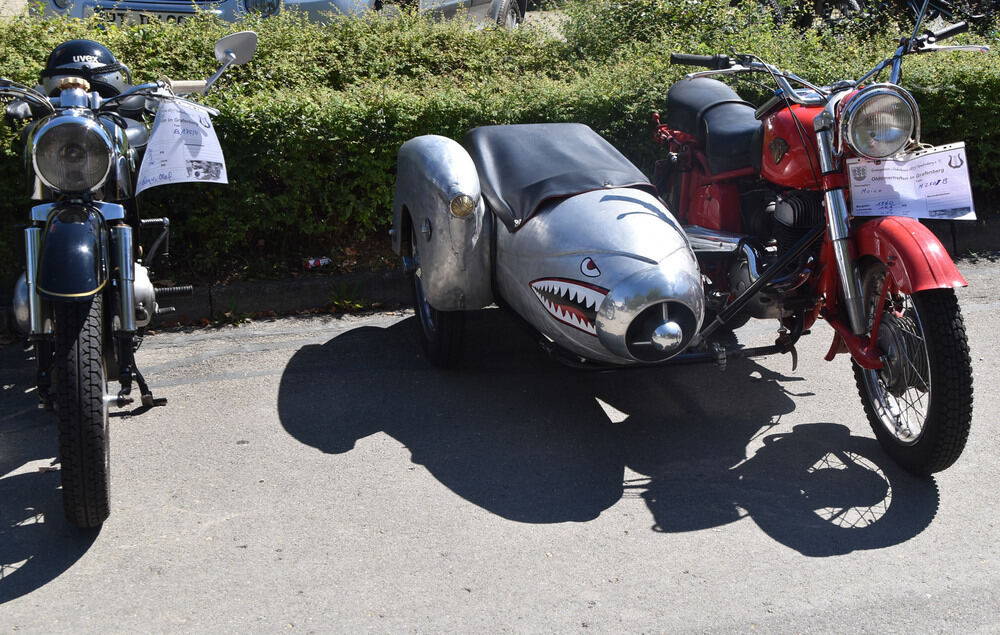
1,1,998,285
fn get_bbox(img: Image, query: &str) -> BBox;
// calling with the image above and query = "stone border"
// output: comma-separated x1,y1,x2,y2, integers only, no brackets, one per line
3,218,997,334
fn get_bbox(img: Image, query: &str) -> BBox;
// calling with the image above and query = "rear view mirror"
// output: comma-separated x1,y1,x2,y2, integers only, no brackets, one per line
215,31,258,66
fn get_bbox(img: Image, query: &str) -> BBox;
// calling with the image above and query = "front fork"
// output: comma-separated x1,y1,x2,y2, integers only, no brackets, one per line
814,121,867,336
23,208,161,408
23,227,53,407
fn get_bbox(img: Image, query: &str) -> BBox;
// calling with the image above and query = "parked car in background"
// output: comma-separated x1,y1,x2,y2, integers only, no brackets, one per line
40,0,524,27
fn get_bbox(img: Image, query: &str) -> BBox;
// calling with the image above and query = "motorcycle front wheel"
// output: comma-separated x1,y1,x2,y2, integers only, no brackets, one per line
852,261,973,475
53,294,111,528
410,228,464,368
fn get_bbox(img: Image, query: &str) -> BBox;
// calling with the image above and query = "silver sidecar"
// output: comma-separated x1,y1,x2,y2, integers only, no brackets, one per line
392,123,704,367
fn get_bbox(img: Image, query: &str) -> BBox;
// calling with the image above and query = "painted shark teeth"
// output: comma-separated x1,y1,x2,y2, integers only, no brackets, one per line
529,278,608,336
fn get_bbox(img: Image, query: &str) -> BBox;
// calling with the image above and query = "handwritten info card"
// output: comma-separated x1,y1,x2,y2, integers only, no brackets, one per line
136,100,227,194
847,142,975,221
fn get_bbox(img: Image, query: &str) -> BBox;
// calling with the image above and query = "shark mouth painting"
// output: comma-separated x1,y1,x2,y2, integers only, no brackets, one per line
530,278,609,336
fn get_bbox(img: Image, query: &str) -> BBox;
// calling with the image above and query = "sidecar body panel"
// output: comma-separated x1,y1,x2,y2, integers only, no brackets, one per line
393,135,494,311
496,187,704,365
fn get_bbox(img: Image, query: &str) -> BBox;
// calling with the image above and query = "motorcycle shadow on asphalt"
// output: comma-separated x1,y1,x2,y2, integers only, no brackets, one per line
0,342,100,605
278,308,940,558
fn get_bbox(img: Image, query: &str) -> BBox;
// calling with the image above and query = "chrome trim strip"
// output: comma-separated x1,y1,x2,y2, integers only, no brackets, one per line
684,225,746,253
37,278,107,298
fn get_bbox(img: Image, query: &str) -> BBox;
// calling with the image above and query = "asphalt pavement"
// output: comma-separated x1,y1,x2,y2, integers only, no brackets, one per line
1,258,998,631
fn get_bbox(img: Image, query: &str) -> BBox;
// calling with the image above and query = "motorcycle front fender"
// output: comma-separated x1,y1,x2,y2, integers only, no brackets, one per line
853,216,966,294
36,204,109,301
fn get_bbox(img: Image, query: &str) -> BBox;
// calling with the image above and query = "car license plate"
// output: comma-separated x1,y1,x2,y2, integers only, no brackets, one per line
84,6,192,25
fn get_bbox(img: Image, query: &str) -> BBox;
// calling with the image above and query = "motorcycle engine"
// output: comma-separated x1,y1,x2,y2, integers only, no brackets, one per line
134,263,157,328
728,190,823,320
770,191,824,252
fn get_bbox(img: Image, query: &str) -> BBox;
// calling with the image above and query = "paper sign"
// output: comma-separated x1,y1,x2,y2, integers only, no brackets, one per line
136,100,227,194
847,142,976,221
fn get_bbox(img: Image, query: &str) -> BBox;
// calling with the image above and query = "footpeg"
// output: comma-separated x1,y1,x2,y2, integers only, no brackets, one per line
154,285,193,297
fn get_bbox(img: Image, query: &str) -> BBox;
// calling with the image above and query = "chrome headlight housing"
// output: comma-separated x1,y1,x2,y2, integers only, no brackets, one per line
243,0,280,16
31,115,113,194
841,84,920,160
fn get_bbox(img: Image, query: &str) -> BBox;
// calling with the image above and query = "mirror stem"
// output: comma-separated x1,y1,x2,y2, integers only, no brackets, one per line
204,51,237,93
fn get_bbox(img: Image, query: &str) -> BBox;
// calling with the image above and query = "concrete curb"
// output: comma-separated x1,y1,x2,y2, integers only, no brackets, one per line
162,269,412,323
3,217,998,334
1,270,411,334
925,218,1000,256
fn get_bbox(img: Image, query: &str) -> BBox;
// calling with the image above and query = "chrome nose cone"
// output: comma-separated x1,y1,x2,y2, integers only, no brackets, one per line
595,249,704,363
651,320,684,352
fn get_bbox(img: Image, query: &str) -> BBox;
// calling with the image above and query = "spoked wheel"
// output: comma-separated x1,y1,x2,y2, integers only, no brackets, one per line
852,262,973,475
53,294,111,528
410,228,464,367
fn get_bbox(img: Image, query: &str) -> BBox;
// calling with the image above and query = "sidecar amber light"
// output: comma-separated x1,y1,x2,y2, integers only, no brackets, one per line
450,194,476,218
842,85,919,160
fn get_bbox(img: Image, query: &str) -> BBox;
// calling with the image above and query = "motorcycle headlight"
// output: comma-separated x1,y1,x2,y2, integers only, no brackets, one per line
32,116,113,194
841,85,920,160
243,0,280,16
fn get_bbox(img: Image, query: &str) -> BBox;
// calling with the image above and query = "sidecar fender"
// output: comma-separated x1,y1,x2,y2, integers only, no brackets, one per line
393,135,493,311
853,216,966,293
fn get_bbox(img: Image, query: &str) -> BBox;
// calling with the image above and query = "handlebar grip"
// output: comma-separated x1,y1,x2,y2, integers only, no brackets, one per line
930,21,968,42
168,79,208,95
670,53,731,70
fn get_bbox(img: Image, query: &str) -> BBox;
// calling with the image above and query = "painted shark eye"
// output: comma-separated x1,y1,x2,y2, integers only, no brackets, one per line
580,258,601,278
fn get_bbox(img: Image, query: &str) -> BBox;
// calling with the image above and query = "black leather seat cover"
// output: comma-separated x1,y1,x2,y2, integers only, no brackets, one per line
666,77,763,175
463,123,655,232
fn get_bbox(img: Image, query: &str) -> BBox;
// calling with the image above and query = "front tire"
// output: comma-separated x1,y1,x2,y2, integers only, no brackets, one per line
54,294,111,528
410,229,464,367
852,262,973,475
496,0,521,28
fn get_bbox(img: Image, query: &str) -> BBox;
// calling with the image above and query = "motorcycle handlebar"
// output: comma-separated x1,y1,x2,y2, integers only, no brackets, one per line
167,79,208,96
669,53,732,70
929,20,968,42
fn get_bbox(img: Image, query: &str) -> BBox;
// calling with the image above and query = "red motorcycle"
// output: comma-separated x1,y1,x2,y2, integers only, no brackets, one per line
652,5,986,475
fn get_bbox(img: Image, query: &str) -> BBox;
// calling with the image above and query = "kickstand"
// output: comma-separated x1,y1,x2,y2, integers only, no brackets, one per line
133,366,168,408
775,326,798,372
116,333,167,410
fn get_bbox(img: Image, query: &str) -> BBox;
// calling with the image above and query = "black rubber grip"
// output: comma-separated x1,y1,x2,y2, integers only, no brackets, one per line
154,285,193,298
670,53,731,70
931,21,968,42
